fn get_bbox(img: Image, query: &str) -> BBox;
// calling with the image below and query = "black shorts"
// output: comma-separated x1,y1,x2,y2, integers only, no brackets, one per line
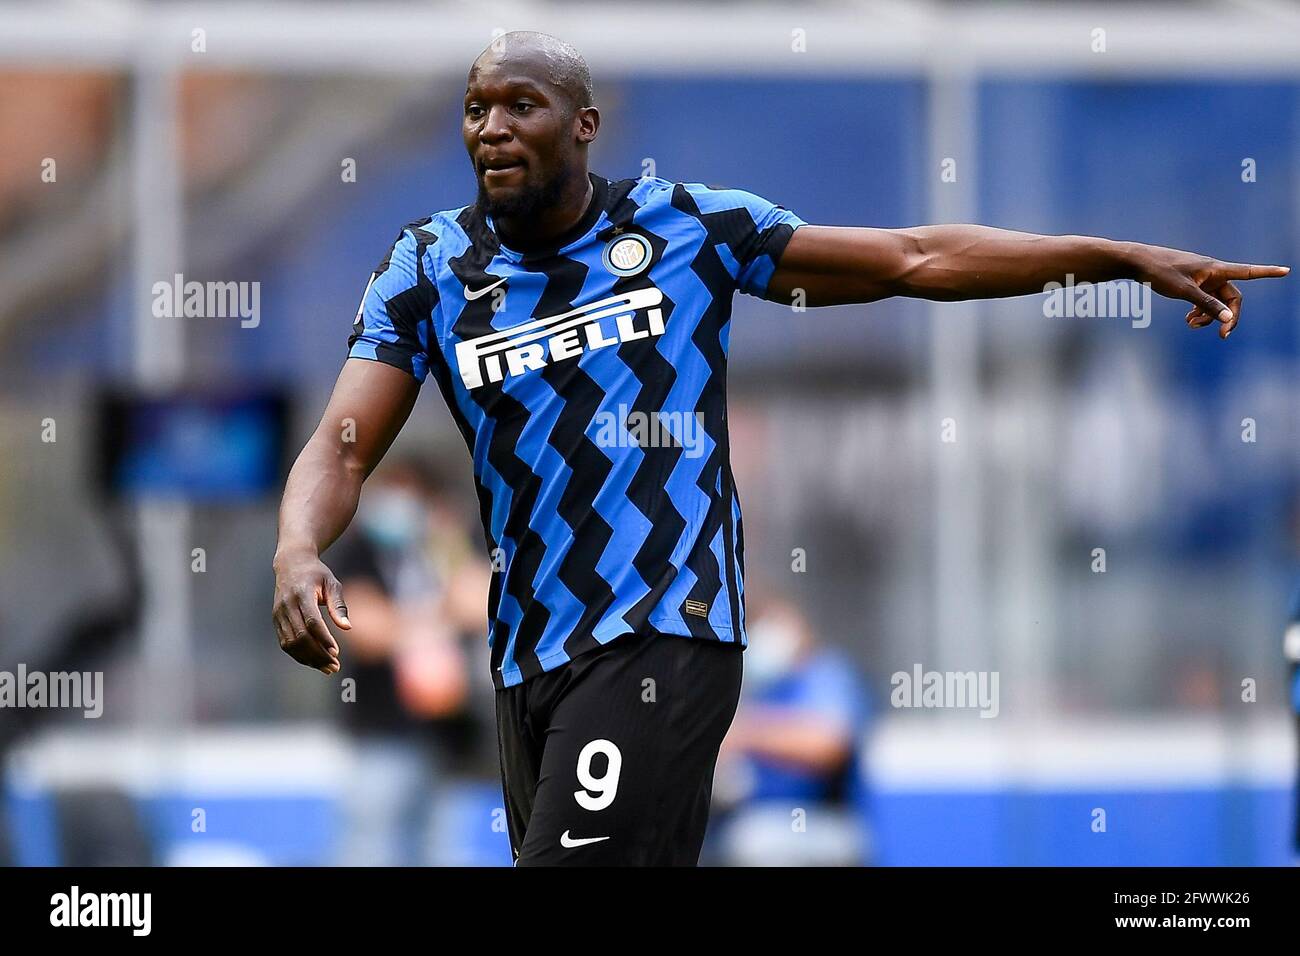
494,631,743,866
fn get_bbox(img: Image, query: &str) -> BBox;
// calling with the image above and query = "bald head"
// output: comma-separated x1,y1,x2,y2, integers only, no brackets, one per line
470,31,593,115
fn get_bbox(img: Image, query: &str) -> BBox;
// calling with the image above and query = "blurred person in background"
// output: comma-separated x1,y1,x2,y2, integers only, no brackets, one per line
1287,500,1300,864
1288,586,1300,864
709,591,871,866
325,455,490,866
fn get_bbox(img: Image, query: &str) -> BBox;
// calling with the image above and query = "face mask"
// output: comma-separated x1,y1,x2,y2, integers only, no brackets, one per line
744,617,802,689
359,489,427,550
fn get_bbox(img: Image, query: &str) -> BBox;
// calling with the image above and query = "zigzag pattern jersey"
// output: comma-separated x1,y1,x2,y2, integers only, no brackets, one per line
348,172,806,688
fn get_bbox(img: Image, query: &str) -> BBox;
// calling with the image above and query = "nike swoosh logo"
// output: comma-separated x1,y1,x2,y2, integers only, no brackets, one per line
464,276,507,300
560,830,610,849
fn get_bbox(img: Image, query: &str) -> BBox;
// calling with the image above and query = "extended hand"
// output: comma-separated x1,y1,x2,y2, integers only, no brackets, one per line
1133,247,1289,339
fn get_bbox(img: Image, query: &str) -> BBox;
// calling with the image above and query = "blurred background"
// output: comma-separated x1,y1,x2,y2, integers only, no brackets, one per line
1,0,1298,866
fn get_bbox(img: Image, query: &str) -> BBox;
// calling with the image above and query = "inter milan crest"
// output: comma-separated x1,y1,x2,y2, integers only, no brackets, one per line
601,232,652,277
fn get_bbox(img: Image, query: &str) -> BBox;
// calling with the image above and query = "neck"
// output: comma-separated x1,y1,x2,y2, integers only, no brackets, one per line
495,170,593,251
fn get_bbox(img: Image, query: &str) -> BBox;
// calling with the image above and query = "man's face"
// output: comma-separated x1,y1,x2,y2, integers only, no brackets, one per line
462,58,576,220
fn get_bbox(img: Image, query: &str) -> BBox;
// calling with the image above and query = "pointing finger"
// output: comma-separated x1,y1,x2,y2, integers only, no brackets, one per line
1216,262,1290,281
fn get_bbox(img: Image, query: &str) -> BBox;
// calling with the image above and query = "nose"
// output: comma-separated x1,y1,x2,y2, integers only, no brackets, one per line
479,104,513,144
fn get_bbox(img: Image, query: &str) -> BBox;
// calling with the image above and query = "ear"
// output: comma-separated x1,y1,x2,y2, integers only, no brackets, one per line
576,106,600,145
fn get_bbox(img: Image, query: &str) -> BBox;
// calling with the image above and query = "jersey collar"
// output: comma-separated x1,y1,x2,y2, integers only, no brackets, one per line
484,172,609,261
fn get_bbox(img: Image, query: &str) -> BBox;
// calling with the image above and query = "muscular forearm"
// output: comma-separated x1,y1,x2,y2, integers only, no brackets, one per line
895,225,1138,301
272,360,418,675
270,431,360,677
274,359,418,567
274,434,365,564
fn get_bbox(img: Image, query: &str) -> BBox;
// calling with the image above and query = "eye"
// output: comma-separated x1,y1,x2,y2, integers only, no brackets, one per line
514,101,534,114
466,104,484,119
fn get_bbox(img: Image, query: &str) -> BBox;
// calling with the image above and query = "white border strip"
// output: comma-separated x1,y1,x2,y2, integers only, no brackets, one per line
4,3,1300,75
869,716,1297,791
6,718,1295,794
6,725,350,796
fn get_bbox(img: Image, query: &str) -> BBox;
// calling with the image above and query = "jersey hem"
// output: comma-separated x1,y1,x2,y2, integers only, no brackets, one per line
493,622,742,690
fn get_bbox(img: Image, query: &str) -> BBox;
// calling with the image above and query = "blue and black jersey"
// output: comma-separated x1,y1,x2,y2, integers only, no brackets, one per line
348,172,805,688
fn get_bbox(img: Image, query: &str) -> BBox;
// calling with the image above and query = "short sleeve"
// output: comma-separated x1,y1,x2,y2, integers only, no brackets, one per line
682,183,807,300
347,226,435,383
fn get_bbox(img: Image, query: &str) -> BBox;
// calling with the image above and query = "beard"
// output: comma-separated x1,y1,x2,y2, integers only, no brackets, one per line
476,165,570,223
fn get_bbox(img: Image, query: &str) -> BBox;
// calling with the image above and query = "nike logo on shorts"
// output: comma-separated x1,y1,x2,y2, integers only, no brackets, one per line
560,830,610,848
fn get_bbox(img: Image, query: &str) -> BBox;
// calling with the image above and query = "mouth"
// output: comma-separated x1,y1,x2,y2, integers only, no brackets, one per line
481,156,526,184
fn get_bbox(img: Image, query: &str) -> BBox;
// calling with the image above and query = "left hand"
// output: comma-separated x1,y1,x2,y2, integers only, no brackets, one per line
1132,247,1289,339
